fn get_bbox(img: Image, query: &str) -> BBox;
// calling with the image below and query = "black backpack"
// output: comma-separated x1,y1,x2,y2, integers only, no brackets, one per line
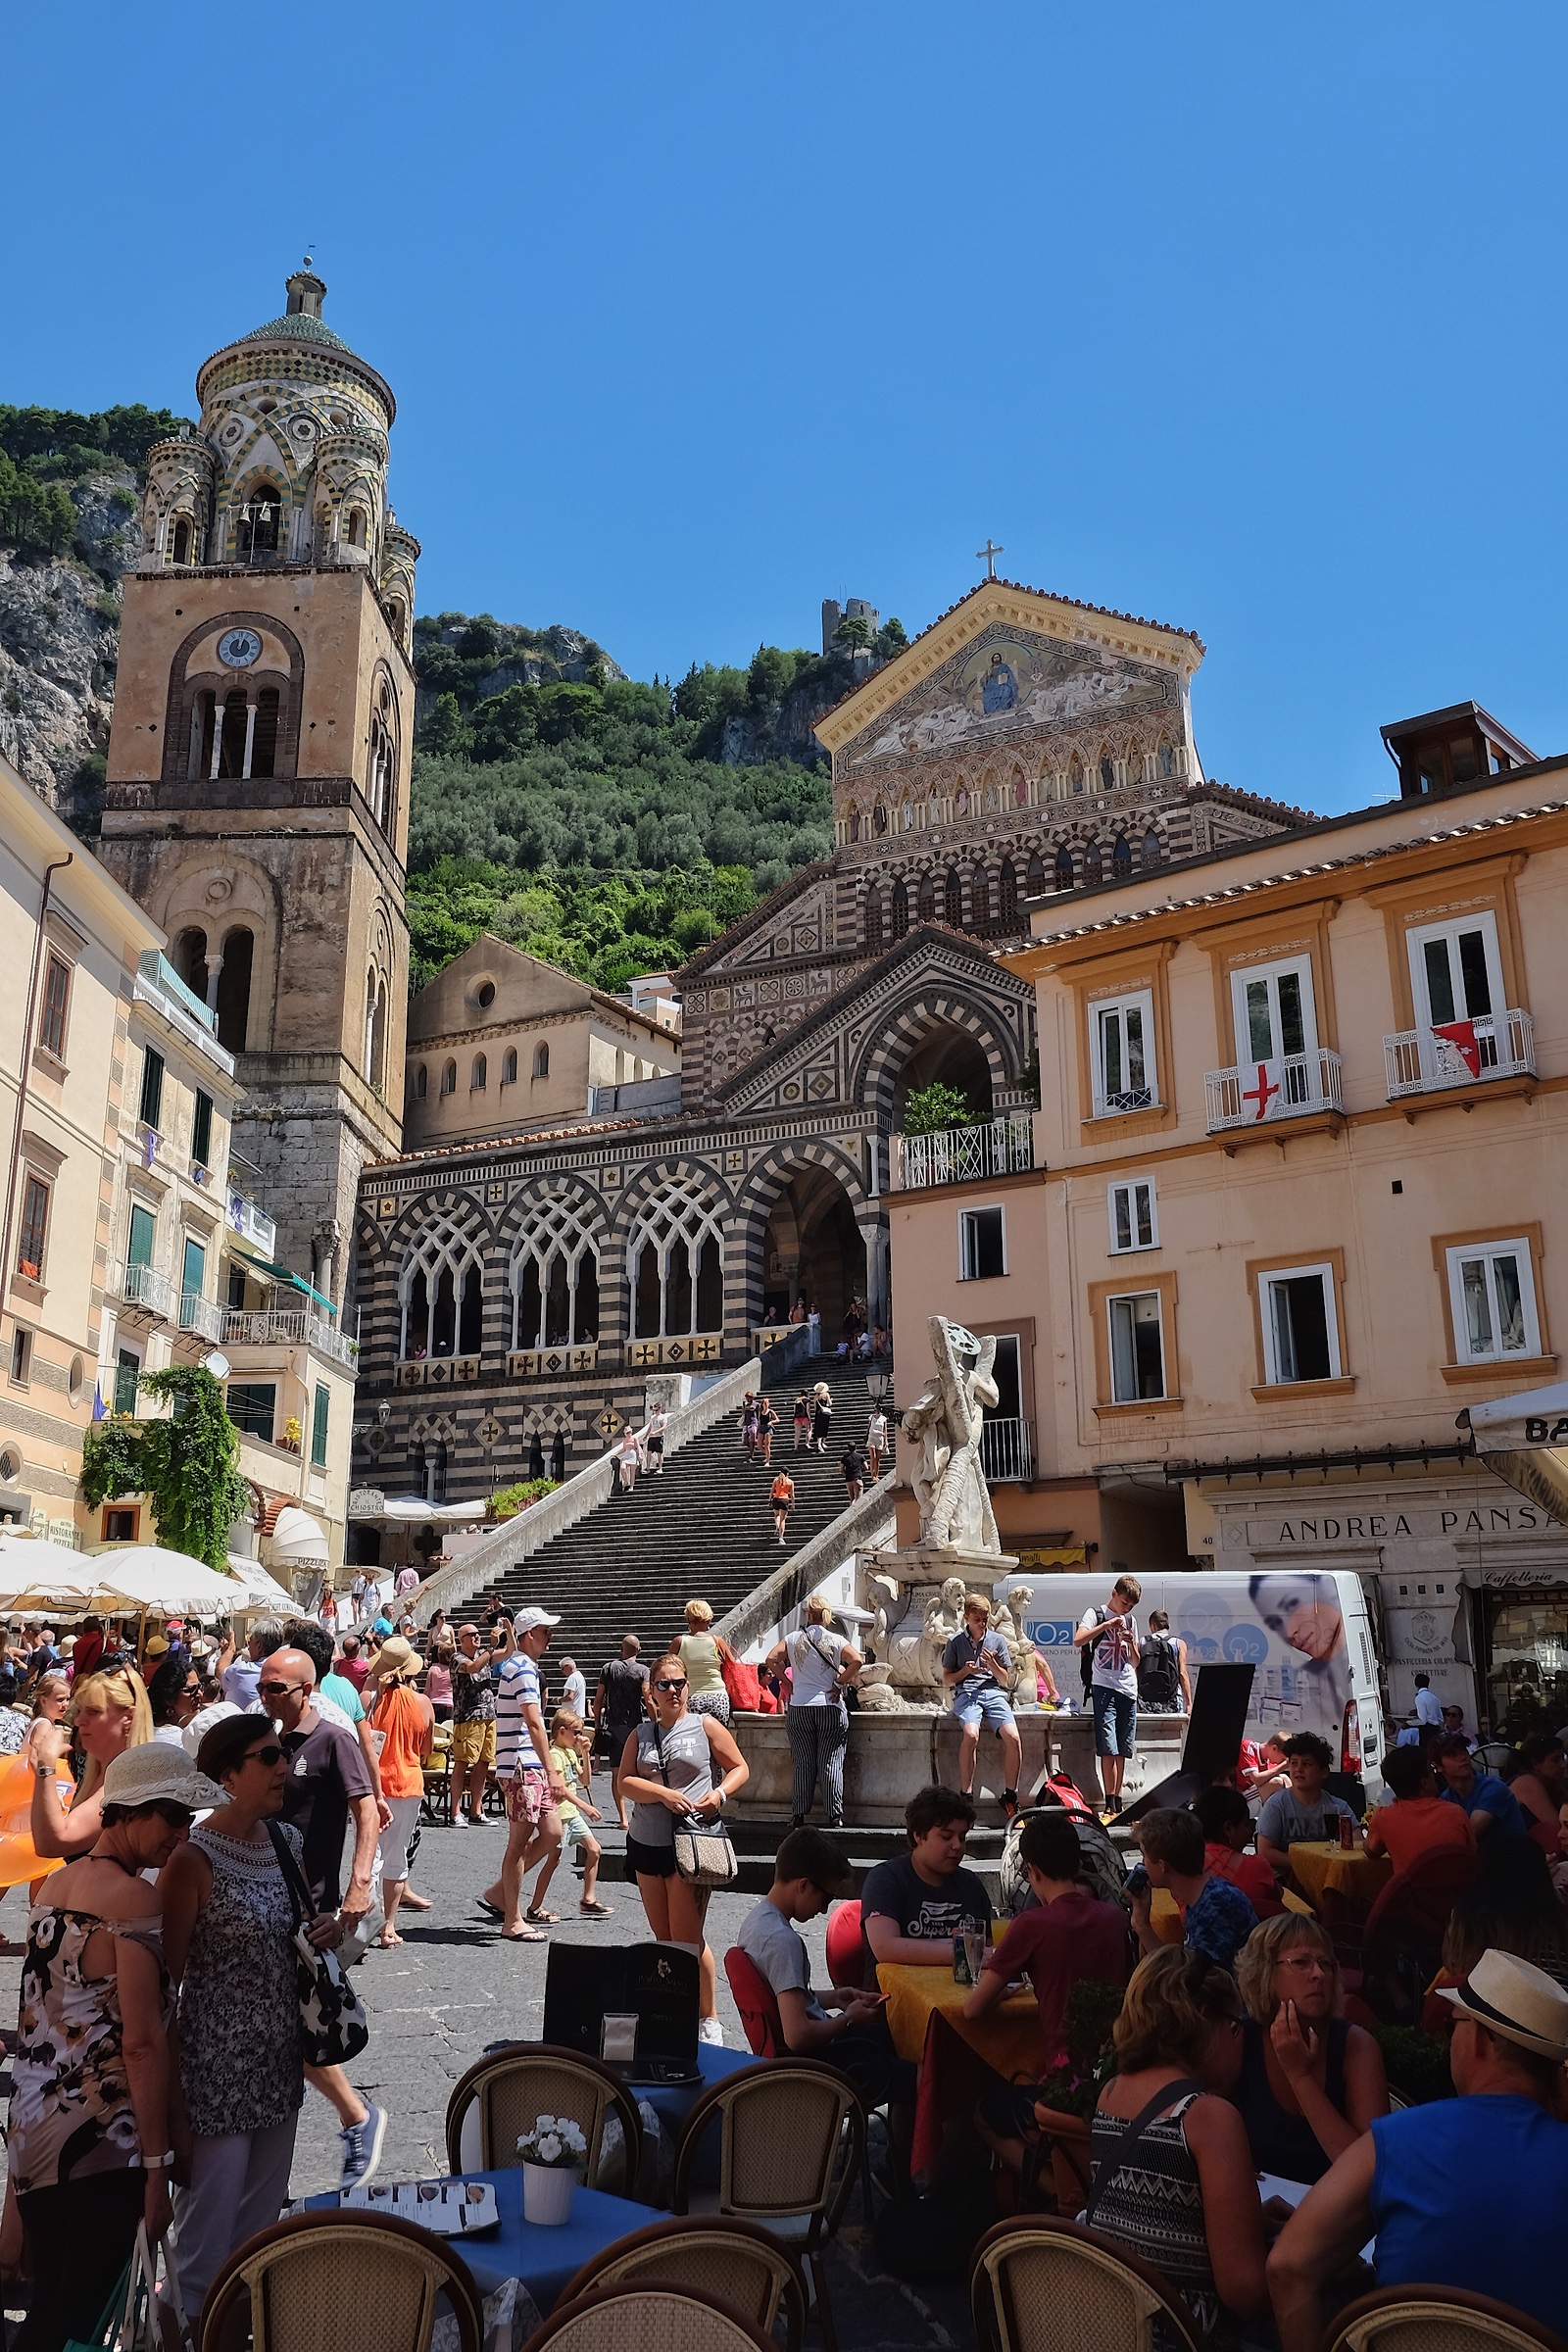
1080,1603,1107,1698
1138,1632,1181,1710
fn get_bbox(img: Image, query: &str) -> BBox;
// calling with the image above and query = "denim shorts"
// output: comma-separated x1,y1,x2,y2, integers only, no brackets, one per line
953,1681,1016,1733
1092,1685,1138,1757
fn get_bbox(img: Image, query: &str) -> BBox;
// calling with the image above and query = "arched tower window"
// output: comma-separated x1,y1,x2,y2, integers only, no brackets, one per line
170,515,192,565
502,1048,517,1084
863,887,883,954
533,1043,549,1079
236,481,284,564
1142,828,1163,870
174,927,209,1004
1082,838,1103,885
1111,836,1133,880
969,864,991,928
944,869,962,928
1026,851,1048,896
440,1059,456,1097
999,858,1019,930
345,507,368,551
627,1177,724,1340
416,1063,428,1099
399,1213,484,1361
365,969,388,1094
471,1054,487,1090
511,1199,602,1350
1054,846,1075,892
215,927,253,1053
368,679,397,831
916,872,937,922
890,879,909,940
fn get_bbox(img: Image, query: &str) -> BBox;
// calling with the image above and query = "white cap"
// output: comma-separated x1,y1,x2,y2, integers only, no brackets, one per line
512,1606,562,1634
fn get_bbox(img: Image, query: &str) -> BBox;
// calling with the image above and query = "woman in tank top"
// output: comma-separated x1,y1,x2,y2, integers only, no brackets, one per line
367,1639,435,1947
1088,1948,1270,2345
617,1650,749,2044
675,1598,735,1726
1230,1913,1387,2181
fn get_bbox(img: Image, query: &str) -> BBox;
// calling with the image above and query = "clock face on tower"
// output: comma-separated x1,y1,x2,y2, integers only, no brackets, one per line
218,627,263,669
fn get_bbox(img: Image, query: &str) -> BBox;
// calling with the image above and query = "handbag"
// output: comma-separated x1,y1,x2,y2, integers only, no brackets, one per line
720,1655,762,1712
266,1820,370,2067
650,1719,739,1889
65,2222,192,2351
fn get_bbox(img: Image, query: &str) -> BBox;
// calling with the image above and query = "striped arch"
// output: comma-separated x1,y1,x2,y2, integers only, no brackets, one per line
851,983,1027,1123
730,1138,879,1340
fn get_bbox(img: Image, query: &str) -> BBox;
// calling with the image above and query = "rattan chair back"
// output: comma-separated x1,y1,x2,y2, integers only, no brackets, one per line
970,2217,1204,2352
201,2211,483,2352
556,2216,808,2352
672,2057,861,2242
527,2284,777,2352
444,2042,642,2190
1326,2284,1568,2352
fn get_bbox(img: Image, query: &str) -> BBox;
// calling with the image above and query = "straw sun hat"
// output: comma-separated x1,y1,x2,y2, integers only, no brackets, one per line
102,1744,224,1813
1437,1946,1568,2060
812,1382,831,1399
368,1635,421,1683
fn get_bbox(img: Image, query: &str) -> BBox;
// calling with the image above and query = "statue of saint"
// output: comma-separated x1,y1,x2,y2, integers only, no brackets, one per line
905,1315,1001,1555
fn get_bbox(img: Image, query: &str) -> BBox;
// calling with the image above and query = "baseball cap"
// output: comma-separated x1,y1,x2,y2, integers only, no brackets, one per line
512,1607,562,1634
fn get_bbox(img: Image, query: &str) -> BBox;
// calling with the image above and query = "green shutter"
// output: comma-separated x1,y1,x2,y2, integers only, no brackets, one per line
138,1048,165,1131
127,1205,156,1270
114,1349,140,1415
192,1090,214,1169
225,1383,275,1442
311,1382,330,1467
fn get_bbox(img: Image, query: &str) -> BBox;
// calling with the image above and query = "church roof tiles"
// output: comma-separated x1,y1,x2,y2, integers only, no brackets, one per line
236,310,354,354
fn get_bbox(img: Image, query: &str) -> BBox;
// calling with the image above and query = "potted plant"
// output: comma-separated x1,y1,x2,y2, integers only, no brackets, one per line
516,2113,587,2225
1027,1977,1124,2210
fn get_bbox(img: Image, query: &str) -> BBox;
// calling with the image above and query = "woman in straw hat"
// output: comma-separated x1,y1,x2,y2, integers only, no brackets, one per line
1267,1945,1568,2351
9,1743,220,2350
365,1636,433,1947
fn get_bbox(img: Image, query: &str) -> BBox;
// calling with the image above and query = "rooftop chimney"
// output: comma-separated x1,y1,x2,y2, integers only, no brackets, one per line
284,270,326,319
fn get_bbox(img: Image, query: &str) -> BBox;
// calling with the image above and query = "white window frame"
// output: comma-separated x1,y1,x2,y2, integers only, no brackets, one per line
1107,1176,1158,1254
1107,1289,1166,1402
1406,911,1505,1030
1089,988,1155,1116
958,1204,1007,1282
1230,955,1318,1066
1446,1238,1541,1364
1258,1259,1342,1385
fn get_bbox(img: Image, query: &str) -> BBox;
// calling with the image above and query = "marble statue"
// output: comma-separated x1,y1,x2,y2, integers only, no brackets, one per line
904,1316,1002,1555
990,1584,1035,1701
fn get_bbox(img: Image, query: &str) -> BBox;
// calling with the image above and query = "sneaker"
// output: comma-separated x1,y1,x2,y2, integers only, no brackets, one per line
698,2017,725,2047
339,2101,387,2193
452,1811,468,1829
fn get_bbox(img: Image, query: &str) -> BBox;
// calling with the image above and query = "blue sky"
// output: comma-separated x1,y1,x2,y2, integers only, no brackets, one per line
8,5,1566,813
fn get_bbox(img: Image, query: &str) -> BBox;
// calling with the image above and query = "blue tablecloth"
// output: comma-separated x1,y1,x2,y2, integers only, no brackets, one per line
304,2171,661,2305
640,2041,758,2136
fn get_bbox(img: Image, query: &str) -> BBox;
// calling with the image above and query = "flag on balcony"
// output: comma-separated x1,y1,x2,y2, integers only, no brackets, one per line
91,1384,106,1421
1431,1019,1482,1079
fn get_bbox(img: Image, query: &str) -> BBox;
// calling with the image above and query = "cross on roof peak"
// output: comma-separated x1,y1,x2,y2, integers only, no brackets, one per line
975,538,1004,580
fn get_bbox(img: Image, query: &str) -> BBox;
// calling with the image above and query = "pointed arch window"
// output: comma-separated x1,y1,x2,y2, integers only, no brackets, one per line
627,1176,724,1339
969,865,991,928
999,858,1019,930
511,1198,602,1349
1142,828,1163,870
916,871,937,922
1111,836,1133,880
1054,846,1076,892
471,1053,487,1090
365,969,388,1093
399,1213,485,1361
502,1048,517,1084
944,869,962,928
440,1059,457,1097
1082,839,1103,885
170,515,192,565
891,879,909,940
416,1063,428,1099
345,507,368,551
533,1042,550,1079
864,887,883,954
1026,851,1048,895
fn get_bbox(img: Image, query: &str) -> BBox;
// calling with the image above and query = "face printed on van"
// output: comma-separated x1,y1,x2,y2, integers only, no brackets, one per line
1252,1574,1346,1665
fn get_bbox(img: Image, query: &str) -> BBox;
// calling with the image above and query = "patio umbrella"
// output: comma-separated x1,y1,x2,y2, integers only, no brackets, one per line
224,1556,298,1611
84,1546,250,1617
0,1535,104,1613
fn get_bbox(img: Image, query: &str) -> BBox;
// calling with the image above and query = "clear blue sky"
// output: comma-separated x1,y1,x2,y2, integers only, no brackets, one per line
8,5,1566,813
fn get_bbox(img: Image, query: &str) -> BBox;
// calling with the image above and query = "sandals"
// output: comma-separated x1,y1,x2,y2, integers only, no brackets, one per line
578,1899,614,1917
503,1924,548,1941
525,1906,561,1924
475,1897,505,1921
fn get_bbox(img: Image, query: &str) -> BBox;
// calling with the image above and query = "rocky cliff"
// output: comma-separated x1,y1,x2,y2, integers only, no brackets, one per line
0,468,143,821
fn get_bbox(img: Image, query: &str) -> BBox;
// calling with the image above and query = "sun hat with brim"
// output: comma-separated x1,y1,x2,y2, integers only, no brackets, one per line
812,1383,831,1399
143,1635,171,1659
367,1635,421,1682
102,1744,224,1813
1436,1946,1568,2060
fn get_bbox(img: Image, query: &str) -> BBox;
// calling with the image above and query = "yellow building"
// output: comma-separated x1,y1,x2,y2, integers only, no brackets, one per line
888,702,1568,1739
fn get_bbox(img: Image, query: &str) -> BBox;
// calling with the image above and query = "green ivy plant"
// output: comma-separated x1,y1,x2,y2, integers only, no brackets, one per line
488,1477,560,1518
80,1365,251,1570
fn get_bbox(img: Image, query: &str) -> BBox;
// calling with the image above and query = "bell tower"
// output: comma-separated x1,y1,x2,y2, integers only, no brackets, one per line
99,269,419,1311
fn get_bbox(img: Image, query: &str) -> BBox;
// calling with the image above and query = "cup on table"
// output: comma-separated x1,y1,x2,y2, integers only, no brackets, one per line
962,1931,987,1984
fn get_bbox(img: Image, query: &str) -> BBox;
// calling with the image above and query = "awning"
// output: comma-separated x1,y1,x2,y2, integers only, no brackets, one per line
267,1506,329,1566
1460,1380,1568,1524
224,1555,298,1609
229,1250,337,1317
348,1495,489,1526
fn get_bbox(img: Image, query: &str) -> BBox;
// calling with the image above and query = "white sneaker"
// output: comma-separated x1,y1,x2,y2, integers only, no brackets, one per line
698,2016,724,2047
452,1812,468,1829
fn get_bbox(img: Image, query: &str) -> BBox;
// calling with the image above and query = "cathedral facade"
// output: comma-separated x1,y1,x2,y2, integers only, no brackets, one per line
349,578,1311,1516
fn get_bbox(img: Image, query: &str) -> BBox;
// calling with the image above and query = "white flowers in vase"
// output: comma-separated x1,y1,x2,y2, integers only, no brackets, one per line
517,2114,588,2172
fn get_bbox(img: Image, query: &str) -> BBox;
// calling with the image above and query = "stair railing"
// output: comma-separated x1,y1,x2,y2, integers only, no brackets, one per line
713,1473,899,1661
409,1353,769,1627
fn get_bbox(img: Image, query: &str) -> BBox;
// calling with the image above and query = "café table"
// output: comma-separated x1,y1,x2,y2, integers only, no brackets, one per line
1288,1839,1392,1914
303,2167,662,2309
451,2043,759,2197
878,1959,1046,2179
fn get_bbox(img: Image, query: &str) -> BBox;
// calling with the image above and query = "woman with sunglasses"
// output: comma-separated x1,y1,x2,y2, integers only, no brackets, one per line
160,1713,341,2324
8,1742,216,2352
617,1653,749,2044
28,1664,155,1862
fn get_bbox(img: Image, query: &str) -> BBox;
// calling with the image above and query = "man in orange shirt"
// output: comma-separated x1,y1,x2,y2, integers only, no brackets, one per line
1364,1741,1476,1873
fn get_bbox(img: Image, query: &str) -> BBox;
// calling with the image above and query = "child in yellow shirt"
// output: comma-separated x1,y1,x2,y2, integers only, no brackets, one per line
536,1706,611,1917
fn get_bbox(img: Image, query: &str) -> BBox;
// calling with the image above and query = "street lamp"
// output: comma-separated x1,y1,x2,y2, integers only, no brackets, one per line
866,1367,893,1412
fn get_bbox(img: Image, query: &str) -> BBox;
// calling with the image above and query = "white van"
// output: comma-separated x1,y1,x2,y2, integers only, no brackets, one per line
997,1568,1385,1786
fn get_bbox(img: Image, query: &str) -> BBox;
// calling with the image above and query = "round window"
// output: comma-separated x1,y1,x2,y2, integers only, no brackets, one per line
476,981,496,1009
0,1448,19,1485
68,1354,85,1405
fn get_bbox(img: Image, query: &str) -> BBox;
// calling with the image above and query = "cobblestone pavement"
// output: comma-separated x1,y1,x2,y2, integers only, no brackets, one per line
0,1804,977,2351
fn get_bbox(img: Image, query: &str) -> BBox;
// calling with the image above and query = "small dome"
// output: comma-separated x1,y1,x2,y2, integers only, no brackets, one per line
237,309,353,354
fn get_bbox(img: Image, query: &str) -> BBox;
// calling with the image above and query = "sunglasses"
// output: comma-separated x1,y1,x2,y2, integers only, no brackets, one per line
256,1681,305,1699
147,1801,195,1828
241,1742,286,1768
653,1678,687,1693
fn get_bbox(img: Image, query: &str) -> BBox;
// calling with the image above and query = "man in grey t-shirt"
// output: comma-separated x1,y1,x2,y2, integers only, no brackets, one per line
1072,1574,1142,1818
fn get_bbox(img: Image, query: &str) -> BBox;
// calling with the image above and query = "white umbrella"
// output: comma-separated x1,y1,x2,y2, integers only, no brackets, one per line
84,1546,249,1616
0,1536,100,1612
224,1556,298,1610
1462,1377,1568,1524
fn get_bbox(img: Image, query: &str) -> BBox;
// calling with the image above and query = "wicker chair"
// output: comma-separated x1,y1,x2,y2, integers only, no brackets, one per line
1324,2283,1568,2352
970,2216,1204,2352
672,2057,863,2352
556,2216,808,2352
201,2211,484,2352
525,2283,778,2352
444,2043,643,2192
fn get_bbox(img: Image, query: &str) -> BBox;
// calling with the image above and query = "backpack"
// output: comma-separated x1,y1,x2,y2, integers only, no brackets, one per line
999,1790,1129,1916
1080,1603,1107,1697
1138,1632,1182,1710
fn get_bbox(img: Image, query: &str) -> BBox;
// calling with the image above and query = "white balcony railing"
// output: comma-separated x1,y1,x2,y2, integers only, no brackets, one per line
1205,1049,1344,1134
226,1190,277,1256
1384,1008,1535,1101
176,1292,225,1341
222,1306,358,1368
109,1260,174,1316
980,1417,1033,1483
893,1112,1035,1192
1091,1082,1157,1119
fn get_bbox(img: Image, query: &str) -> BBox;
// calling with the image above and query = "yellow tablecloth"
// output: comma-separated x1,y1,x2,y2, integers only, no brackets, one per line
1150,1886,1185,1946
877,1960,1044,2077
1288,1839,1392,1911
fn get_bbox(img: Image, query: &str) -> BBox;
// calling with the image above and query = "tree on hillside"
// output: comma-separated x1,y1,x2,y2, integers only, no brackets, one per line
833,612,872,653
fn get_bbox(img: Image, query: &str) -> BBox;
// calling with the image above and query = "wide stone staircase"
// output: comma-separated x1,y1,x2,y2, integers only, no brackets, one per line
476,1363,888,1697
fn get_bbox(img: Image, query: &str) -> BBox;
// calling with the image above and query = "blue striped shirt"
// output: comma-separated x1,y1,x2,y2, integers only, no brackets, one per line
495,1649,544,1775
